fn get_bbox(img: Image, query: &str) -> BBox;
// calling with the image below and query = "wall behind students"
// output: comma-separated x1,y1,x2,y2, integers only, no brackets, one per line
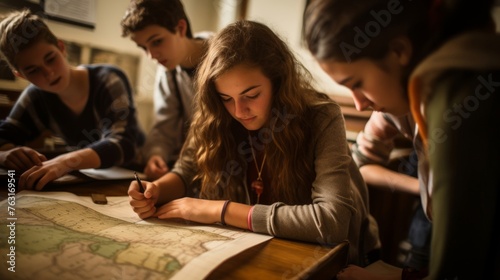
246,0,500,99
245,0,351,98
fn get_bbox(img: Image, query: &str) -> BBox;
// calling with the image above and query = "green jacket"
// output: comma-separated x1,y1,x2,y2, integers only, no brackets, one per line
409,31,500,280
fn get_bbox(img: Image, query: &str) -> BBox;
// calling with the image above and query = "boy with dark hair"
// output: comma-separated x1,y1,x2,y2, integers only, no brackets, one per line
121,0,211,180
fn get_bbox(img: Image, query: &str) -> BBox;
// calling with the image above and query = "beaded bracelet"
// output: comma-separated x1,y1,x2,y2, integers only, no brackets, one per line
220,200,231,226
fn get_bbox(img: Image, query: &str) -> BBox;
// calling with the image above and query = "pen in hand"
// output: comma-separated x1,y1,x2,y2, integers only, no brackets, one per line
134,172,145,193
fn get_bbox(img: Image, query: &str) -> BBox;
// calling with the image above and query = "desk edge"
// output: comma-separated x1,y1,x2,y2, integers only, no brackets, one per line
295,240,349,280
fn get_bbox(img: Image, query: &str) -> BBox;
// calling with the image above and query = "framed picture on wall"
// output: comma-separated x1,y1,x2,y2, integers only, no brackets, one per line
41,0,96,29
0,0,95,29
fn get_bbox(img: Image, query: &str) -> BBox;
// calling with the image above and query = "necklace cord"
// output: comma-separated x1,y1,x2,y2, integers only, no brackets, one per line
248,134,266,180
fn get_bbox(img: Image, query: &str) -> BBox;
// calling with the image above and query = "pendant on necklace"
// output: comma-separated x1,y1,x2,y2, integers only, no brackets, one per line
251,179,264,204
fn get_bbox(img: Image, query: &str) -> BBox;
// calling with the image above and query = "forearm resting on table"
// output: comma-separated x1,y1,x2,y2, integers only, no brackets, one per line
360,164,419,195
223,202,253,229
55,148,101,170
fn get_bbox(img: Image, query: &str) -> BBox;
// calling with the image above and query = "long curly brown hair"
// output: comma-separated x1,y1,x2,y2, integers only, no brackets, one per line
189,20,332,204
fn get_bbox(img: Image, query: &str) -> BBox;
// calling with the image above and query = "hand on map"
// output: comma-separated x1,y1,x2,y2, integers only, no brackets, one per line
128,179,159,219
128,173,222,224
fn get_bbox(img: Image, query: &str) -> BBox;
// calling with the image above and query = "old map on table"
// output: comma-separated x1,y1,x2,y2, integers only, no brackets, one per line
0,191,272,280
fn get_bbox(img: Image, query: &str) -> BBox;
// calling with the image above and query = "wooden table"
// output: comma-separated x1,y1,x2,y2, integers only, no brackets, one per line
1,175,349,280
207,238,348,280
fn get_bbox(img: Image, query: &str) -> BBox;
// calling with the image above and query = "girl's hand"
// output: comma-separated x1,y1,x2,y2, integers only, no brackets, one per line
155,197,223,224
128,180,160,219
